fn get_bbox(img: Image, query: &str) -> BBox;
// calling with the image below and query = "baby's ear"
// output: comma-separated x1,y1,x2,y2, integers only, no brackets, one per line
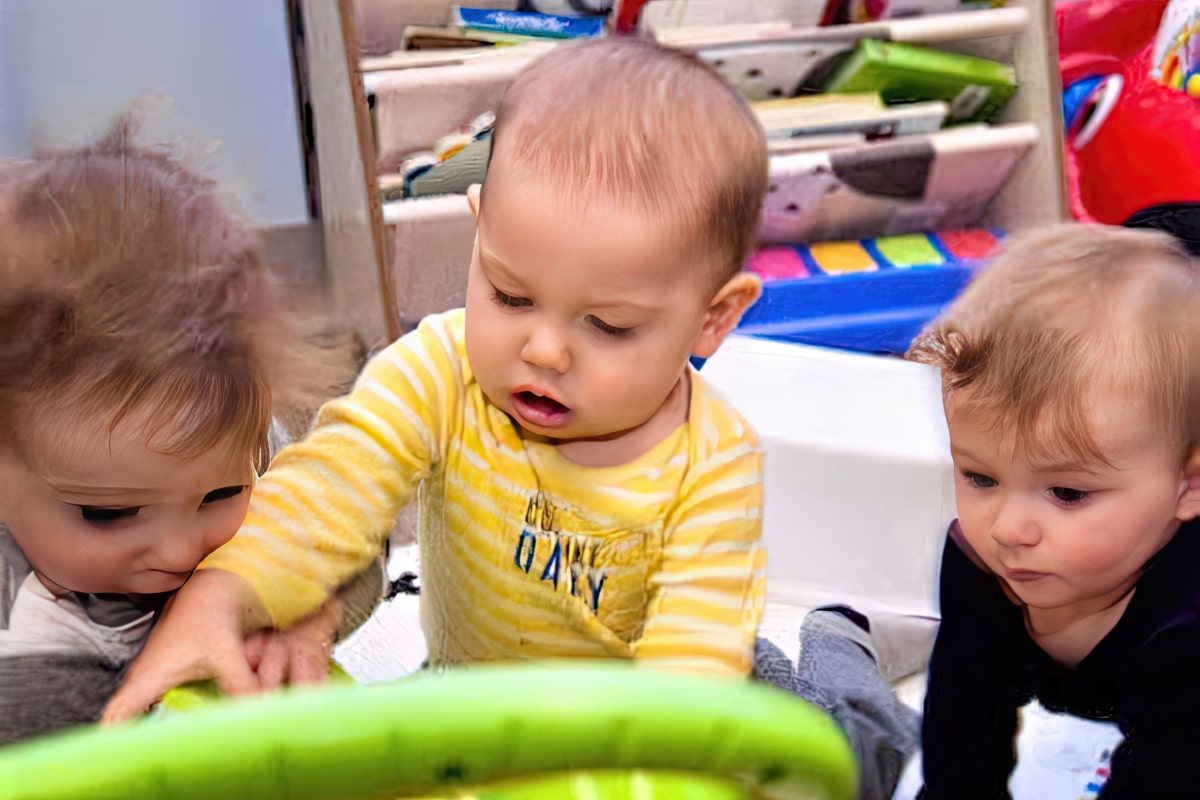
466,184,481,219
1176,443,1200,521
0,445,19,509
692,272,761,360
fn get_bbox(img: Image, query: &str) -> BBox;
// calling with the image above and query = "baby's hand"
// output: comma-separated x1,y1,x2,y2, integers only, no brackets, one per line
244,596,343,690
102,570,268,724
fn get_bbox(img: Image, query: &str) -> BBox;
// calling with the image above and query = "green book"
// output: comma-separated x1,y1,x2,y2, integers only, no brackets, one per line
821,38,1017,123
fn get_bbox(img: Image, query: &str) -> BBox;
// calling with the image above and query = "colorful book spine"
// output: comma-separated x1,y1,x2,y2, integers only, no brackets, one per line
454,7,607,39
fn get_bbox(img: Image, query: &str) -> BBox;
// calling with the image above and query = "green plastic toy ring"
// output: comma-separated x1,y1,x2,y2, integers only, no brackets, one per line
0,661,856,800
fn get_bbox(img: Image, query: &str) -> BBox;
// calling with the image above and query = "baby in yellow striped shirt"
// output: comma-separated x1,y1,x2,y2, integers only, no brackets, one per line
106,36,771,718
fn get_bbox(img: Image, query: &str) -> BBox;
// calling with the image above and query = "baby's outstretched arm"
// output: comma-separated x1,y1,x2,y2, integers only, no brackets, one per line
101,570,270,724
198,319,450,631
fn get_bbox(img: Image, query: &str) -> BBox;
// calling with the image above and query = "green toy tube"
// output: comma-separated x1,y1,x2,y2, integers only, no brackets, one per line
463,769,756,799
0,662,856,800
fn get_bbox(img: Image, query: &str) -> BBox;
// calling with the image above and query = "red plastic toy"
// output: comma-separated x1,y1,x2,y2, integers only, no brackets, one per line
1057,0,1200,251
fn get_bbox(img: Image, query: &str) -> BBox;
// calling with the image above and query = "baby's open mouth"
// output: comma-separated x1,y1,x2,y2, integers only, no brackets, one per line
517,391,568,415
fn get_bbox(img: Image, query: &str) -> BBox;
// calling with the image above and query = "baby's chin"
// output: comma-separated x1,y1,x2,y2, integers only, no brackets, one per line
136,570,193,593
91,570,192,597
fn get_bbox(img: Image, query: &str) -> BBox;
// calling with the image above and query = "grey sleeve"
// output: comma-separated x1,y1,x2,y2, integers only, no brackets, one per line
0,528,128,744
333,555,387,642
0,653,125,745
0,524,32,628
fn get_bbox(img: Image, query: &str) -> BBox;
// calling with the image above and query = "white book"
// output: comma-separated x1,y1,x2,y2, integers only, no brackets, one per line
638,0,827,32
755,95,950,138
761,121,1038,242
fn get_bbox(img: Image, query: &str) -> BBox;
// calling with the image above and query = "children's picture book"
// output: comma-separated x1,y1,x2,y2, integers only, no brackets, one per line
821,37,1017,121
666,6,1026,98
453,6,607,39
760,121,1037,243
652,4,1025,48
754,93,949,139
768,132,869,154
632,0,1004,33
700,40,857,100
820,0,1004,26
400,25,499,51
636,0,827,33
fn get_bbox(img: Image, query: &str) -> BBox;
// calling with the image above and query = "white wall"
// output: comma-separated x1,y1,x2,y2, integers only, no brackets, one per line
0,0,310,226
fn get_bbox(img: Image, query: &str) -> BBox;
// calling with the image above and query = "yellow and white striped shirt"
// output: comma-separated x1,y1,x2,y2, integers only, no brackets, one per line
202,310,766,677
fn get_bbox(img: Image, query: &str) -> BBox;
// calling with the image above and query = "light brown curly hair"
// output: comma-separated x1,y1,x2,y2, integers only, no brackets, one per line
907,223,1200,466
0,120,341,473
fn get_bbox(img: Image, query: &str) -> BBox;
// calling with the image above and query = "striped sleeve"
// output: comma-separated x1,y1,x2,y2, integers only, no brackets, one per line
199,312,465,627
633,405,766,678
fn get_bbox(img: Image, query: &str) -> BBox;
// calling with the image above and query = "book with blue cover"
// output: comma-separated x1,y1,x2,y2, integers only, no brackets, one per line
454,7,607,39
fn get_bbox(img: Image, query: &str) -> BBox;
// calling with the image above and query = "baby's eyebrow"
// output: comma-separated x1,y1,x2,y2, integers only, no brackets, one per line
949,446,982,463
586,299,659,315
47,483,145,496
1031,460,1105,477
478,247,518,279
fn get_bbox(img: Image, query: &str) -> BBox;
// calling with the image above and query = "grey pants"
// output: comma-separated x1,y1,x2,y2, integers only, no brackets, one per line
754,609,921,800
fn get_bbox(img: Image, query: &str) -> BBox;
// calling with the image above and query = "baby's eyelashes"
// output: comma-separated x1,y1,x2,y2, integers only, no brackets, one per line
488,281,636,338
962,471,997,489
79,506,140,523
1050,486,1090,505
491,288,530,309
586,315,632,338
202,485,246,504
73,485,244,523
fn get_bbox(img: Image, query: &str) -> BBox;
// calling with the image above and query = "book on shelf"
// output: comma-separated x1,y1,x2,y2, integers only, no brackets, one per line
821,38,1017,122
769,132,869,154
652,5,1026,48
401,25,497,51
820,0,1005,26
761,121,1037,243
628,0,1006,35
636,0,826,33
753,92,949,139
665,5,1026,99
453,6,607,38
